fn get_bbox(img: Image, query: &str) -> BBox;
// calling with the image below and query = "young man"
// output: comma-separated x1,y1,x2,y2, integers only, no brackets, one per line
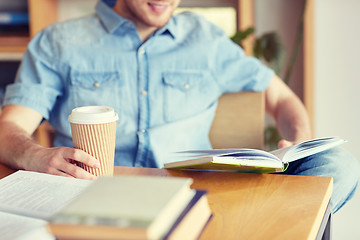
0,0,358,213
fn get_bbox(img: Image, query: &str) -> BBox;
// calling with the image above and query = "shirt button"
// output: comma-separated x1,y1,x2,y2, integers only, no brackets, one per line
139,49,145,55
140,129,146,133
126,22,132,27
141,90,147,95
184,83,190,89
93,82,100,87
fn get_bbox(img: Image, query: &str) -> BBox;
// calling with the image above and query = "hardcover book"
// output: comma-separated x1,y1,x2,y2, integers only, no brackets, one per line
164,136,345,173
48,175,211,240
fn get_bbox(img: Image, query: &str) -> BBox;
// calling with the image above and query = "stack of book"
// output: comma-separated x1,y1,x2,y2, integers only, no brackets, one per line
47,175,212,240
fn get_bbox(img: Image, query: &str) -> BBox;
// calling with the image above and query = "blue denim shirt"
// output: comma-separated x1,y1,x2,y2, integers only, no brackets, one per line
3,1,274,167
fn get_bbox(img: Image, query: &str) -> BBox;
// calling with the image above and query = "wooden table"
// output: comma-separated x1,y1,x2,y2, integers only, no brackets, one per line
113,166,333,240
0,164,333,240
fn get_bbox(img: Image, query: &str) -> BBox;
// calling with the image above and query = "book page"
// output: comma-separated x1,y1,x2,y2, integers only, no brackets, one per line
0,211,54,240
270,146,292,161
270,136,345,163
177,148,280,160
287,136,345,162
0,170,91,220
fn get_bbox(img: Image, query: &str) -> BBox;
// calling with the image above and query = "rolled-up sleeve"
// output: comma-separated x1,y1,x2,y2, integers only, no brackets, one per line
3,28,64,120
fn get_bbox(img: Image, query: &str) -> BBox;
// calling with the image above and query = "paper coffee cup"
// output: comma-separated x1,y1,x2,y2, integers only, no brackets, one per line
68,106,118,176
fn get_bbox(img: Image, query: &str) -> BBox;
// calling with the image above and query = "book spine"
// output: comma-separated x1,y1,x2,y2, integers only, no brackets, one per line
164,190,208,239
0,12,29,25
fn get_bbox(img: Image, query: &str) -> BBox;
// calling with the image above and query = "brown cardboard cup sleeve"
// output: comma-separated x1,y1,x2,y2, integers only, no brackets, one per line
68,106,118,176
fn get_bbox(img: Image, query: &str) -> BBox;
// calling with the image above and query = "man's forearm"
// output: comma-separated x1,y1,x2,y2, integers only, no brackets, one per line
265,75,312,145
0,121,43,170
274,94,312,143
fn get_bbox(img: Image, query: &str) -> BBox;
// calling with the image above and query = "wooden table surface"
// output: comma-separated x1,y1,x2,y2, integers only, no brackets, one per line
113,166,333,240
0,164,333,240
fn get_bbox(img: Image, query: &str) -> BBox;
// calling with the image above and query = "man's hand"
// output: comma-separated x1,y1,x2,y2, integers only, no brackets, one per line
24,146,100,180
278,139,295,149
0,105,99,180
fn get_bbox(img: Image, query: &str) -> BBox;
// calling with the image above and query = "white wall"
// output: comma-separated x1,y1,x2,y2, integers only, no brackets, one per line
314,0,360,159
314,3,360,236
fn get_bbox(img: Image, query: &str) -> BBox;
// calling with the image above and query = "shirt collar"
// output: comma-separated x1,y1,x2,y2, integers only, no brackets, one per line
95,0,129,34
96,0,176,39
156,17,176,39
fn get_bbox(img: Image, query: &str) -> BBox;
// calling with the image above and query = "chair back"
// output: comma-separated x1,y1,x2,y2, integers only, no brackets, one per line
209,91,265,149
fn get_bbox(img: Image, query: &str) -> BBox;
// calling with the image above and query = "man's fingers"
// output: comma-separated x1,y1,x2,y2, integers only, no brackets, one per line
278,139,293,149
54,169,74,178
63,148,100,168
32,147,99,180
51,147,99,180
44,166,74,178
58,162,97,180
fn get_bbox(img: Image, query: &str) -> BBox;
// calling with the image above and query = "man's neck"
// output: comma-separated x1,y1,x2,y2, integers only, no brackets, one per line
135,24,158,42
113,2,159,42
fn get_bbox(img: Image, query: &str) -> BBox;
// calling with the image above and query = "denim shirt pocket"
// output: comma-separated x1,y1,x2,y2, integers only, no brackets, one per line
69,71,122,110
163,70,219,122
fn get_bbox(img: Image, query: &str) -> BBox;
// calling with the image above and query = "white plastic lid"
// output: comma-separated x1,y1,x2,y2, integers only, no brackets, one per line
68,106,119,124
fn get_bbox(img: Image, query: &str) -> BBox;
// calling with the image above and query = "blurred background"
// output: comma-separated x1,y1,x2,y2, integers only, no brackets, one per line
0,0,359,238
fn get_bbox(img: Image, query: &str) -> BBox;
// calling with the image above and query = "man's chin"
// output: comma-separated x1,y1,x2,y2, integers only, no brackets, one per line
145,16,171,28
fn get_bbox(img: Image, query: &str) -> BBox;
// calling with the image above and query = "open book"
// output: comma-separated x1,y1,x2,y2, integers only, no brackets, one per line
0,170,91,240
164,137,346,173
